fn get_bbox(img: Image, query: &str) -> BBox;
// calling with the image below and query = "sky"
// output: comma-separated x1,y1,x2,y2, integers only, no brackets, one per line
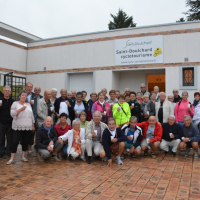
0,0,188,41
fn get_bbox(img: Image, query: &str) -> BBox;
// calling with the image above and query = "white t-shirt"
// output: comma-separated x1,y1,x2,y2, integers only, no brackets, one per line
146,125,155,139
59,102,69,116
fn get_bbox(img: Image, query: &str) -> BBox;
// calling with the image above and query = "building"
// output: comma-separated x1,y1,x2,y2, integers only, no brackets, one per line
1,21,200,101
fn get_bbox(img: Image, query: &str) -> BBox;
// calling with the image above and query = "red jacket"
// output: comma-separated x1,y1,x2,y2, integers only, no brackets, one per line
54,123,71,137
137,121,163,143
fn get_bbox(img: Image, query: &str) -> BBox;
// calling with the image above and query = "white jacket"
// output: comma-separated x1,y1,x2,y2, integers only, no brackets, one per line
193,103,200,121
59,128,85,156
155,100,174,123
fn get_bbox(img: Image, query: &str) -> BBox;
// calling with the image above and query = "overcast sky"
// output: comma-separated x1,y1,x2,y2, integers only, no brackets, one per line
0,0,188,40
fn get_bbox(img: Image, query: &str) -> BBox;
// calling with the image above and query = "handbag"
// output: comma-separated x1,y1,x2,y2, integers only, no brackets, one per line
109,129,119,155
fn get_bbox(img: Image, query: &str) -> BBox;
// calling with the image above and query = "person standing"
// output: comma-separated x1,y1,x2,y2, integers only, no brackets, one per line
0,86,14,159
155,92,174,123
101,88,109,101
173,89,182,103
34,87,43,102
71,90,76,103
192,92,200,125
7,90,35,164
51,88,57,104
140,83,150,97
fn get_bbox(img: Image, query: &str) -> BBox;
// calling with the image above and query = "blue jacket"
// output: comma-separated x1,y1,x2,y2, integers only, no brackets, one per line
102,127,126,159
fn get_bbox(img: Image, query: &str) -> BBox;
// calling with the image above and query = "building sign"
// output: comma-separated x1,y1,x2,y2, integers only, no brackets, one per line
115,35,163,65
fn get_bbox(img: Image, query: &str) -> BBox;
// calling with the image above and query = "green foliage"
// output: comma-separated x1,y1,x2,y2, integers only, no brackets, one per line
184,0,200,21
176,17,186,22
108,9,136,30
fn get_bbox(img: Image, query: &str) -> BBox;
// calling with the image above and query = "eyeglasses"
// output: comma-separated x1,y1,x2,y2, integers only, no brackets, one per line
73,124,80,126
94,116,101,118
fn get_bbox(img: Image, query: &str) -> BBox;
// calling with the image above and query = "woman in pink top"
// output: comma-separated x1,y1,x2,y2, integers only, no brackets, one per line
7,90,35,165
91,92,111,124
174,91,194,124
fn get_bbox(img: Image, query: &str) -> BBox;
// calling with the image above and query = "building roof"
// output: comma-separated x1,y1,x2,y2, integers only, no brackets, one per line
0,21,42,43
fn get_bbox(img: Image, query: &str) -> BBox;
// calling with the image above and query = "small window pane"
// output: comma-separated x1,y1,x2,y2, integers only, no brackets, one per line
183,68,194,86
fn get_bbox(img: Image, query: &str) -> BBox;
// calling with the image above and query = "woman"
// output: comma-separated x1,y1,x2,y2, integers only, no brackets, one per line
51,88,57,104
150,91,158,103
58,120,86,161
79,111,89,130
7,90,35,165
192,92,200,125
54,113,71,157
113,94,131,128
72,92,90,121
91,92,111,124
140,95,155,122
174,91,194,124
128,91,141,122
136,92,143,104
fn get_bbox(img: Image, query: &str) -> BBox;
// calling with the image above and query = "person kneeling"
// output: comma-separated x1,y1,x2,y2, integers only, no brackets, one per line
58,120,86,161
179,115,200,158
137,116,162,159
101,118,126,166
122,116,142,158
36,116,63,162
160,115,182,157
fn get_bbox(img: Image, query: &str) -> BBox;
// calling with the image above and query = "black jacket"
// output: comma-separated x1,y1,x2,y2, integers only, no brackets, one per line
128,100,141,122
122,124,143,148
36,125,58,150
102,127,126,159
0,97,15,124
162,123,183,142
173,95,182,103
54,97,74,123
140,101,155,122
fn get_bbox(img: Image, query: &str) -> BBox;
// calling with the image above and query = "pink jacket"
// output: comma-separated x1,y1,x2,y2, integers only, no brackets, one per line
91,101,111,122
174,100,194,122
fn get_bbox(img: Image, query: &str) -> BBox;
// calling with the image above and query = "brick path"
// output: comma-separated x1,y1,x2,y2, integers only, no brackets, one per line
0,149,200,200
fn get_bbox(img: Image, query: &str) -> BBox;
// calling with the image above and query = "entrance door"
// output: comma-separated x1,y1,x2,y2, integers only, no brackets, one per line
148,75,165,93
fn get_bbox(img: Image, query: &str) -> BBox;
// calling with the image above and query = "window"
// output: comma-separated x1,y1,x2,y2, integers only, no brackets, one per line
182,68,194,86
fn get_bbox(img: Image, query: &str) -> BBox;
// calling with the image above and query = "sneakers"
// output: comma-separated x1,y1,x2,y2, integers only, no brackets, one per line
151,153,157,159
28,151,36,157
144,149,148,156
102,157,107,162
87,156,92,164
116,156,123,165
170,151,176,157
51,156,61,162
194,152,199,159
185,149,190,156
57,153,62,159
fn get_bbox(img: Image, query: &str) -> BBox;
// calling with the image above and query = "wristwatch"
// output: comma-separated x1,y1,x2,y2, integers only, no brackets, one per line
188,139,191,142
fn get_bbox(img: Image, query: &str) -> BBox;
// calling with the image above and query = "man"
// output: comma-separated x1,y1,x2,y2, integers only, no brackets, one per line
154,86,160,100
155,92,174,123
37,90,55,128
179,115,200,158
18,82,37,157
88,92,97,111
67,93,72,99
168,95,176,110
160,115,182,157
137,116,162,158
0,86,14,159
115,90,120,99
71,90,76,102
122,116,143,157
140,83,150,97
54,89,74,124
124,88,130,96
82,91,88,102
101,118,126,166
101,88,109,101
34,87,43,102
85,111,107,164
140,95,155,122
173,89,182,103
36,116,63,162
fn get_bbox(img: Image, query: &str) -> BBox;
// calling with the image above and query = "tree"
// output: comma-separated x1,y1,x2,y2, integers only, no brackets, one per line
184,0,200,21
108,9,136,30
176,17,185,22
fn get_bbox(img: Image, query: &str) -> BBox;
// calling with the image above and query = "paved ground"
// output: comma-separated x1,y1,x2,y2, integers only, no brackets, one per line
0,149,200,200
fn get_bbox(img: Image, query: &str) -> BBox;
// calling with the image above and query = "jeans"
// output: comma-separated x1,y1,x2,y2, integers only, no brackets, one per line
62,144,68,156
0,123,13,157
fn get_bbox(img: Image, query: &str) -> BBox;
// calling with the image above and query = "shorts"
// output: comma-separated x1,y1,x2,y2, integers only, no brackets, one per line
125,141,141,149
141,139,160,147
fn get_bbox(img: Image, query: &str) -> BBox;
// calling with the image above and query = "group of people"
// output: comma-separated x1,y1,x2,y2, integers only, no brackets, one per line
0,82,200,167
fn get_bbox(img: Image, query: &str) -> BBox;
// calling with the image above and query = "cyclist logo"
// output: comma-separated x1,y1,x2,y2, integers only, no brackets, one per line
153,48,162,57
